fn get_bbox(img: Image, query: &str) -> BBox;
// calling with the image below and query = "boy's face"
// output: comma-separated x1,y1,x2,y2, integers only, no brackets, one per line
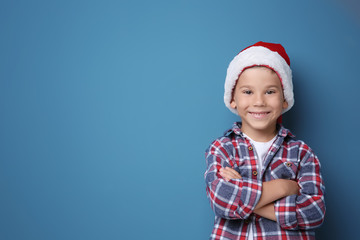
230,67,288,141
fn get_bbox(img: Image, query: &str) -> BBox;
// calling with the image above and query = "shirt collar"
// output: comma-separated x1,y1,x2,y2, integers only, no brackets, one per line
224,122,295,138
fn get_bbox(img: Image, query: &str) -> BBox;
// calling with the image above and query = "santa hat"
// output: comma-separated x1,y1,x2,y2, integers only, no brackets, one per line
224,41,294,115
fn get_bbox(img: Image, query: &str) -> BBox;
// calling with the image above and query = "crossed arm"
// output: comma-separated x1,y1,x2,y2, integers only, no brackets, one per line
219,167,299,221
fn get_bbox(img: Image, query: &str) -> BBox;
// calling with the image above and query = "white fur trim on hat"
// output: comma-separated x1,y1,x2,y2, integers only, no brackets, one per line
224,45,294,115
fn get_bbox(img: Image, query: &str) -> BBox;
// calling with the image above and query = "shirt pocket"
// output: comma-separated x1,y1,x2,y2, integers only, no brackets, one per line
270,157,300,180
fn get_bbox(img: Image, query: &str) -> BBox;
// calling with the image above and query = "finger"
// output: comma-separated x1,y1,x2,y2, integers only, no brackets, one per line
220,170,238,180
223,175,231,181
223,167,242,178
219,170,232,181
224,167,238,174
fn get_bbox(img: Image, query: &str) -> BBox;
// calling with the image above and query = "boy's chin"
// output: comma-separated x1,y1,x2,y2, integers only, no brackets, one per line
241,120,278,133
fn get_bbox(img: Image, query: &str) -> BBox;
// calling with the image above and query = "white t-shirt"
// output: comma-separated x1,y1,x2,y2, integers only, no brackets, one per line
243,134,277,173
243,133,277,240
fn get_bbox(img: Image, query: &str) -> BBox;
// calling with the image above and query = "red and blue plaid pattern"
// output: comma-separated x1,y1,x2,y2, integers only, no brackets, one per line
204,122,326,240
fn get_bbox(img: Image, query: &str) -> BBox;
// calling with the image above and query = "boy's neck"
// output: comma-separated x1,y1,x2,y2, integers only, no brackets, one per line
240,125,278,142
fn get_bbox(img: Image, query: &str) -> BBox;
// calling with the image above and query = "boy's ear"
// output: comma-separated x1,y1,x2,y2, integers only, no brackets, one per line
230,99,237,109
282,100,288,110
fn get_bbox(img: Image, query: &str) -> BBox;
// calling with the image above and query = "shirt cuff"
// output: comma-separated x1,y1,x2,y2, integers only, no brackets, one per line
231,177,262,219
275,194,298,230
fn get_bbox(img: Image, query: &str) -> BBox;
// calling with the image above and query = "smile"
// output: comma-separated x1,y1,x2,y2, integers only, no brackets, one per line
249,112,270,119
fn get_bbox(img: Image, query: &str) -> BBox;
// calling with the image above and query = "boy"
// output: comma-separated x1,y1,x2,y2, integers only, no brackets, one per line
204,42,325,240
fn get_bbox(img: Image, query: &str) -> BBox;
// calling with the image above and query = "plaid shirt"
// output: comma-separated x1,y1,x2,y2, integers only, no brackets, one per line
204,122,326,240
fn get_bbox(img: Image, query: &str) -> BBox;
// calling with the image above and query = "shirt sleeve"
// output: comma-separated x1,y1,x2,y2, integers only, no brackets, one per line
274,144,326,230
204,140,263,220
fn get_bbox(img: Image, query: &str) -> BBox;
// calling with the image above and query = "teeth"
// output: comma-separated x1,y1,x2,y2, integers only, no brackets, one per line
250,112,268,118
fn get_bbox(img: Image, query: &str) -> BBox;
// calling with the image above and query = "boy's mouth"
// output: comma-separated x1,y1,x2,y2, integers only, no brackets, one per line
249,112,270,119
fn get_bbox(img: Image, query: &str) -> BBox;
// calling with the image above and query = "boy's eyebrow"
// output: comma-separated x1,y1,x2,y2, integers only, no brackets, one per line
237,85,253,88
265,85,282,88
237,85,282,89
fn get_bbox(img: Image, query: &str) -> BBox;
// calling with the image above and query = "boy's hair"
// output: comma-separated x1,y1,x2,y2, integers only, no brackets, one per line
224,41,294,115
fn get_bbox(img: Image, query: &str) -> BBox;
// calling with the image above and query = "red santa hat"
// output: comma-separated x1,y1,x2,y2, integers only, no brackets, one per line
224,41,294,115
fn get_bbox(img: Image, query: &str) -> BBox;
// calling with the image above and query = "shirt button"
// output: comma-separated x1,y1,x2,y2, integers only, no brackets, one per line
286,162,292,167
248,146,253,151
244,219,250,224
252,170,258,176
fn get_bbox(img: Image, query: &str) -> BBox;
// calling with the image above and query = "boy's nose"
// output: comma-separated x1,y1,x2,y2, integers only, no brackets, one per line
253,94,265,106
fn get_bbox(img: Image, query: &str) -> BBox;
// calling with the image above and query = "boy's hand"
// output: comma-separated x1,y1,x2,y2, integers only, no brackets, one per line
281,179,300,196
219,167,242,181
255,179,300,210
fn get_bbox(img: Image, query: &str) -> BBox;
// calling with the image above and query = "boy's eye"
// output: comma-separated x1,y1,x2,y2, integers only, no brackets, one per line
243,90,252,94
266,90,276,94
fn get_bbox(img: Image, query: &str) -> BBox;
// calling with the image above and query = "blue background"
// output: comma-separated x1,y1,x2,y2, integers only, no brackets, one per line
1,0,359,239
